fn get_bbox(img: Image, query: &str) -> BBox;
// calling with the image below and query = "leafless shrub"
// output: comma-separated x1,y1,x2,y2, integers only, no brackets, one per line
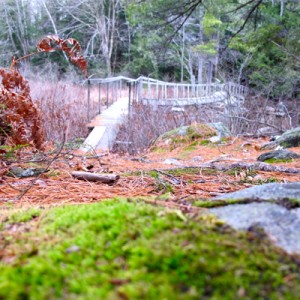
222,95,297,136
112,102,223,154
113,95,299,154
30,79,89,142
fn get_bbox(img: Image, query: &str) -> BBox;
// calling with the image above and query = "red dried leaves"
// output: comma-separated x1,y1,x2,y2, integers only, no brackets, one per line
0,68,45,149
37,35,88,77
0,35,87,150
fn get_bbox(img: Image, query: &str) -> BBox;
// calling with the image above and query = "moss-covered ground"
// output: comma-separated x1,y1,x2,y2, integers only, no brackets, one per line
1,199,300,299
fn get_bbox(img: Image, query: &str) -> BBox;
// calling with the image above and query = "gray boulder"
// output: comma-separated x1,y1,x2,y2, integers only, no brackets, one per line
257,149,300,162
208,182,300,254
8,167,47,178
163,158,182,166
209,202,300,254
208,122,231,138
214,182,300,202
261,127,300,150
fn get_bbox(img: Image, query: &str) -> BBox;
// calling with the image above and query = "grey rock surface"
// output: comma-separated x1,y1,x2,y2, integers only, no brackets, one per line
214,182,300,201
261,126,300,149
209,203,300,254
163,158,182,166
191,156,203,162
8,167,47,178
161,126,188,139
257,149,300,162
209,122,231,138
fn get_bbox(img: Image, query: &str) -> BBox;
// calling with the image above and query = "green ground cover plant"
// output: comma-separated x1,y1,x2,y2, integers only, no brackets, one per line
1,200,300,299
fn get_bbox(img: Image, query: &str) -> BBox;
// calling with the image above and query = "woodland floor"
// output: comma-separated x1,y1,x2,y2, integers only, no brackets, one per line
1,136,300,207
1,136,300,299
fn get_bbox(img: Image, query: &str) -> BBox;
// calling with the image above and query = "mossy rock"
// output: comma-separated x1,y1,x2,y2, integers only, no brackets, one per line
2,200,300,299
261,127,300,149
156,123,217,151
214,182,300,202
208,122,231,138
257,149,300,163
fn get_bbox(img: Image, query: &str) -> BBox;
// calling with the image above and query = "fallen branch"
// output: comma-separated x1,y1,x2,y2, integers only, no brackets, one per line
71,171,120,184
154,169,181,185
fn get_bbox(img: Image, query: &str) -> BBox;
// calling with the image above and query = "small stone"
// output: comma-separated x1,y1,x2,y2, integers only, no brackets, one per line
163,158,182,166
208,122,231,138
191,156,203,162
8,167,47,178
209,136,221,143
253,174,263,181
65,245,81,254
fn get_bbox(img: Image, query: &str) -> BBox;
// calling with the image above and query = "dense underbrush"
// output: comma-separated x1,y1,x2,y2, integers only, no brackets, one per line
113,96,299,154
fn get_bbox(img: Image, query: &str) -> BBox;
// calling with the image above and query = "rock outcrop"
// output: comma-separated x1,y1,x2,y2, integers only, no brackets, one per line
257,149,300,162
261,127,300,150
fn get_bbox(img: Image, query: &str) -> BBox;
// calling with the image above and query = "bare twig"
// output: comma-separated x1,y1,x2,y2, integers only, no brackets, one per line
221,114,284,133
270,40,300,62
154,169,181,185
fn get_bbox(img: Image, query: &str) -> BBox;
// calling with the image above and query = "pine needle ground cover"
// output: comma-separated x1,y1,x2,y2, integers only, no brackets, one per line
1,200,300,299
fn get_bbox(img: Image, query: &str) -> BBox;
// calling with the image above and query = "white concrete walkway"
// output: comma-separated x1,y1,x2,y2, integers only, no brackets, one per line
82,97,129,151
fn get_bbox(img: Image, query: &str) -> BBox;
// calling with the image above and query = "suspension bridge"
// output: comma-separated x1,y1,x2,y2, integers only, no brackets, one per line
82,76,248,151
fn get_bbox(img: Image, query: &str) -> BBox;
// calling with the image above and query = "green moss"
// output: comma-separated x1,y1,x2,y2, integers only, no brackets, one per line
1,200,300,299
151,146,167,153
148,170,159,179
8,208,42,223
253,177,277,184
160,127,186,139
194,199,249,208
156,192,172,201
186,127,202,140
226,168,257,177
226,168,242,176
158,124,216,151
183,141,199,152
155,181,174,193
277,198,300,209
46,169,61,177
264,158,293,164
166,167,219,176
200,140,210,146
194,197,300,210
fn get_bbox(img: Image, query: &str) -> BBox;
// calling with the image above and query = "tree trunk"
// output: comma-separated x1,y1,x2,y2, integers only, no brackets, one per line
197,6,204,84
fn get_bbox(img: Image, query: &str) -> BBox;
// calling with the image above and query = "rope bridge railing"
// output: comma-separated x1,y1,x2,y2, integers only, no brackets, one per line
86,76,248,121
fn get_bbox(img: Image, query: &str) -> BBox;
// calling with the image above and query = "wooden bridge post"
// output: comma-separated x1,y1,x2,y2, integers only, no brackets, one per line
120,80,122,98
173,84,175,99
106,82,109,108
98,82,101,114
87,79,91,122
147,78,150,99
137,78,142,102
113,81,116,103
128,81,132,117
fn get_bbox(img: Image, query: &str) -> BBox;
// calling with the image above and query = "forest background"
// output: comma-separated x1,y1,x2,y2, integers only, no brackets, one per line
1,0,299,101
